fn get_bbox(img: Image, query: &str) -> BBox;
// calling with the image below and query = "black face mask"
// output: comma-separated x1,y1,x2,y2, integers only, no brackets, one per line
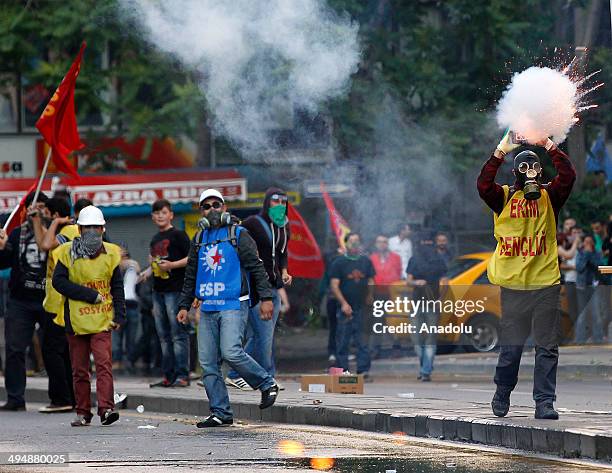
513,151,542,200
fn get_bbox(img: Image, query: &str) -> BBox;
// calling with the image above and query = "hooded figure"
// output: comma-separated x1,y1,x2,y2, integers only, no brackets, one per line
242,187,291,289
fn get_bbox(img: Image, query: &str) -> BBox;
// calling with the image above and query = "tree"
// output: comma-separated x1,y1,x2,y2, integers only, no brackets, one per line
0,0,209,163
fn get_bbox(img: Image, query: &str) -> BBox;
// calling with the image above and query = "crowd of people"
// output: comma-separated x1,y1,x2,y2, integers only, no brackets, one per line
323,226,453,382
0,187,291,428
557,216,612,344
0,155,610,426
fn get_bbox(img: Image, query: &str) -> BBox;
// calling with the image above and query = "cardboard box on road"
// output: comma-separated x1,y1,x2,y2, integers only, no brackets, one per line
300,374,364,394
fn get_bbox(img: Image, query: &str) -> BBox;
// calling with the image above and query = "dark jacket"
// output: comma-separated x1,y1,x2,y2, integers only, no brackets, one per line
53,255,126,334
241,187,290,289
0,225,47,303
178,223,274,311
406,244,447,300
576,249,602,288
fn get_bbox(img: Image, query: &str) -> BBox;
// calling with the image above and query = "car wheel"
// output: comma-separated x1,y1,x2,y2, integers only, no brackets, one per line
462,314,500,353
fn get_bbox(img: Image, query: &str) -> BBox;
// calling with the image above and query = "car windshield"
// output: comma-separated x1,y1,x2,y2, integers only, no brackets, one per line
446,258,481,279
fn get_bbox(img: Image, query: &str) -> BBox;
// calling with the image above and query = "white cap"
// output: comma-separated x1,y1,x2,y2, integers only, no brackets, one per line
77,205,106,226
199,189,225,204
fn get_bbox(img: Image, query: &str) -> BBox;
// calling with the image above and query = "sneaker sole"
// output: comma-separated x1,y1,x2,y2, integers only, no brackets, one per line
39,407,74,413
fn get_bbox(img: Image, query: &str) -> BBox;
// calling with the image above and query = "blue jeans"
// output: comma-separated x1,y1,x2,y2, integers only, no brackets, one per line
228,290,281,379
336,306,371,373
112,302,141,363
198,300,274,420
152,291,189,382
410,309,439,376
575,286,603,343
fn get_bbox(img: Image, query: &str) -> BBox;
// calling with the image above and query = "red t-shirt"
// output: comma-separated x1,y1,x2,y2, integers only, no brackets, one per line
370,251,403,285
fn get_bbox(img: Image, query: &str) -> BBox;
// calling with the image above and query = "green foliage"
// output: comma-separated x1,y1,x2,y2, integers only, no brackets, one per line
565,183,612,226
0,0,205,149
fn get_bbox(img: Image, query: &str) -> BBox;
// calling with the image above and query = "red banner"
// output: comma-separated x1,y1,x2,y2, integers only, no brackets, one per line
287,204,324,279
321,183,351,249
35,42,86,178
4,181,38,235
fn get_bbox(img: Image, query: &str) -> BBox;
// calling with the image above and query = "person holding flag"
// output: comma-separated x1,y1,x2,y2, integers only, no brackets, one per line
0,42,85,413
0,192,54,411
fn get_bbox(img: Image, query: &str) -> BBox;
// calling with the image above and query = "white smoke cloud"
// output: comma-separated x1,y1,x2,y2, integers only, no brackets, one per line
496,66,578,144
118,0,360,153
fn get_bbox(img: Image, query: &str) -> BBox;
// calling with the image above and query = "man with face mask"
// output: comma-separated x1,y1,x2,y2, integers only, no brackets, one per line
477,130,576,420
225,187,291,391
177,189,279,428
0,192,51,411
330,232,375,376
52,206,126,427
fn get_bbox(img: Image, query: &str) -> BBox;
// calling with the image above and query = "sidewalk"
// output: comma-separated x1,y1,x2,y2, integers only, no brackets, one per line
3,375,612,463
370,345,612,379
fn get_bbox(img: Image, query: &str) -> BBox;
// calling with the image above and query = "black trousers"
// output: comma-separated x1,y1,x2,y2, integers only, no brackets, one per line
4,298,74,406
39,313,74,406
494,285,561,404
327,298,338,357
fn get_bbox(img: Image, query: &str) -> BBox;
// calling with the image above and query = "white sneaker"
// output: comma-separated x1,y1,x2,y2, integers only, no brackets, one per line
114,392,128,405
224,377,251,391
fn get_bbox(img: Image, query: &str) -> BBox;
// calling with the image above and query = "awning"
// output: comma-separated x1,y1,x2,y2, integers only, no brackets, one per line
0,169,246,213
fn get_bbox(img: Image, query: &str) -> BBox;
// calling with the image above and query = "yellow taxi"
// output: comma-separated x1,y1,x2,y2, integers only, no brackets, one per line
385,252,572,353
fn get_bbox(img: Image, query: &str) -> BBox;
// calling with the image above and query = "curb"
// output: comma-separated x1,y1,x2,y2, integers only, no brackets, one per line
5,387,612,463
370,362,612,379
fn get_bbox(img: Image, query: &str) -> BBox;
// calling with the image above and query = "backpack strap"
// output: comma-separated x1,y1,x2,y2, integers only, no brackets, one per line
194,225,240,251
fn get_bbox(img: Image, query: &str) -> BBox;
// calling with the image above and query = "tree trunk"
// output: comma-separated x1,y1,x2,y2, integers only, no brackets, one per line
567,0,602,188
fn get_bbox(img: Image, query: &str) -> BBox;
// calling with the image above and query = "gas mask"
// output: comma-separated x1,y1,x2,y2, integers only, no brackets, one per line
198,211,232,230
513,150,542,200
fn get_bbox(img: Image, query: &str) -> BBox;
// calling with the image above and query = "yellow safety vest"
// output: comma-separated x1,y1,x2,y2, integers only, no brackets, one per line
56,241,122,335
44,225,80,326
488,185,560,289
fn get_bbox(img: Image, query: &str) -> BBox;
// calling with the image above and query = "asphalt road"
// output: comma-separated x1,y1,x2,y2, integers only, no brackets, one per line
0,404,609,473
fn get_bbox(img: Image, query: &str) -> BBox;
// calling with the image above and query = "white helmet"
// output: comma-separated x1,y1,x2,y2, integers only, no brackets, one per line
199,189,225,204
77,205,106,226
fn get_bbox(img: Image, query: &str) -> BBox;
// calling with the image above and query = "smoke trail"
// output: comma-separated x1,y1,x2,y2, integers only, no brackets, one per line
496,65,600,144
118,0,360,154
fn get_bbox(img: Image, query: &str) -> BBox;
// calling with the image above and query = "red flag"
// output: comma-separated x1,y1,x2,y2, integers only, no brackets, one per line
35,42,86,178
287,204,324,279
321,182,351,249
4,181,38,235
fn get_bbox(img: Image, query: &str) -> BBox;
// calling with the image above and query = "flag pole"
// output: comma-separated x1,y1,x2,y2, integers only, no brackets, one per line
31,146,53,208
2,202,22,232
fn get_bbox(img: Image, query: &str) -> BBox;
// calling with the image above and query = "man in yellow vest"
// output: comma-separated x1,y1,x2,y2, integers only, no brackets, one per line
52,205,126,427
477,130,575,420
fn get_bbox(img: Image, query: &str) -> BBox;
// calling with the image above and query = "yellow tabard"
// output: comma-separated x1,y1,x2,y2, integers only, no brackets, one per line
44,225,80,326
56,241,121,335
487,185,560,289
